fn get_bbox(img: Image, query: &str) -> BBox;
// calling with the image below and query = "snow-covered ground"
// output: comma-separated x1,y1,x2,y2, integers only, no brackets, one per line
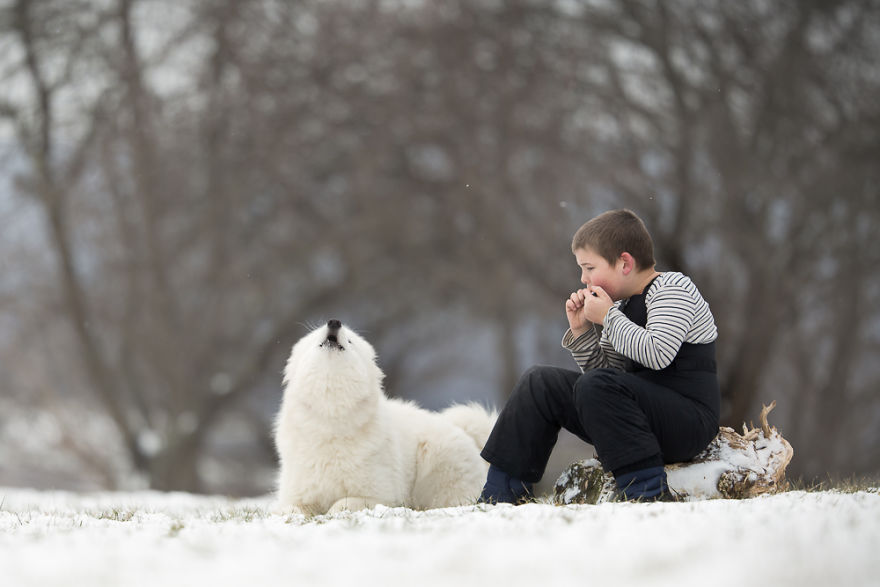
1,487,878,587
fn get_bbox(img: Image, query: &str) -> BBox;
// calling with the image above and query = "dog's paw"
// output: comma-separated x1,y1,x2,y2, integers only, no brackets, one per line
271,502,311,517
327,497,382,515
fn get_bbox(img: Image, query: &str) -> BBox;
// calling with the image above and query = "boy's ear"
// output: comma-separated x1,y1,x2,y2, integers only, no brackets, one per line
619,252,636,275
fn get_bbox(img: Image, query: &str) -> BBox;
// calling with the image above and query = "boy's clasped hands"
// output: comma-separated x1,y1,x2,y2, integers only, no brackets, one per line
565,286,614,337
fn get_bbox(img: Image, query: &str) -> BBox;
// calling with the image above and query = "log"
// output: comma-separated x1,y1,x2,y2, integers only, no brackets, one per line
554,401,794,504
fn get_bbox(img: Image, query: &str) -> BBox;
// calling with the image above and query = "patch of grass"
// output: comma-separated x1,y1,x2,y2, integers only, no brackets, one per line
210,506,266,523
167,520,185,537
92,508,137,522
786,474,880,494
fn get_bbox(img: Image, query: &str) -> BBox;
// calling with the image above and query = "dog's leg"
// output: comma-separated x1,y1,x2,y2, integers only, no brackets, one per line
327,496,384,514
411,436,488,509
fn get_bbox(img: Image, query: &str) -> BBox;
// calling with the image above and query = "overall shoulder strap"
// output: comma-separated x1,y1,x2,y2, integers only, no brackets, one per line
621,275,660,328
621,274,716,374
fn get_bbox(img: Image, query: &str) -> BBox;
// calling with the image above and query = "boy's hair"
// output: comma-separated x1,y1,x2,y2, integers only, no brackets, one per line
571,209,656,270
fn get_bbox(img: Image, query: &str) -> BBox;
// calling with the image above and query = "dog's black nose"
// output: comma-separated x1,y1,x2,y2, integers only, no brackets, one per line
327,319,341,332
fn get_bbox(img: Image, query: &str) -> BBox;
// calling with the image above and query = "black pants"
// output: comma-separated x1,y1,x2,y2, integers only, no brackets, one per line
481,366,720,483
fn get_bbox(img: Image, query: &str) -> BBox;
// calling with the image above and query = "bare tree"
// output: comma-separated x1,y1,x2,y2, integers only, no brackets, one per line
1,0,877,492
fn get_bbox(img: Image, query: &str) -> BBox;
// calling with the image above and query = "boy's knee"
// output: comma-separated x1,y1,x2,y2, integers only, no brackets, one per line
519,365,544,380
517,365,562,391
522,365,558,378
573,368,626,408
575,368,619,391
510,365,576,408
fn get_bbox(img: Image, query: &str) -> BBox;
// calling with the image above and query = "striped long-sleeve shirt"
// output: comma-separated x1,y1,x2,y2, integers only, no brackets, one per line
561,272,717,372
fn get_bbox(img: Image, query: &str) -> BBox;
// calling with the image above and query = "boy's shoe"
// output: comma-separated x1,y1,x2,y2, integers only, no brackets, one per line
477,464,534,504
614,466,669,502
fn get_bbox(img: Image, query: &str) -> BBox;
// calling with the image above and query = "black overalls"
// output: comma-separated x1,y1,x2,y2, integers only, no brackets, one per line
480,281,720,483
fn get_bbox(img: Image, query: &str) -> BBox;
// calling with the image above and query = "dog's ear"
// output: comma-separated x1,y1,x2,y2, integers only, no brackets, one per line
282,353,294,387
371,361,385,387
282,340,302,388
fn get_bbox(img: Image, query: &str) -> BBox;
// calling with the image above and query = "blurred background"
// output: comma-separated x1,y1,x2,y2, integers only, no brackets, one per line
0,0,878,496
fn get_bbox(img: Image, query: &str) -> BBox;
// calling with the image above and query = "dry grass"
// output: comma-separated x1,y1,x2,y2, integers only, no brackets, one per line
786,474,880,494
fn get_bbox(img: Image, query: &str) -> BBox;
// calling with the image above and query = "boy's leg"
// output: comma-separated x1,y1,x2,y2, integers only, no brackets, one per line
573,368,716,499
480,365,585,485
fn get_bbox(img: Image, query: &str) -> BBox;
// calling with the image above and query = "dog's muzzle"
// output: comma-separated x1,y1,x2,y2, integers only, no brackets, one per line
320,319,345,350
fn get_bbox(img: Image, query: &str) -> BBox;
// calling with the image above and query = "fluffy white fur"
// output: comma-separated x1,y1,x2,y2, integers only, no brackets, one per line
274,321,496,516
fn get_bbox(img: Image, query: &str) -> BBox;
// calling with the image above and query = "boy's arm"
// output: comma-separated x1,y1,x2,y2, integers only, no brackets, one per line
561,323,626,372
602,284,697,370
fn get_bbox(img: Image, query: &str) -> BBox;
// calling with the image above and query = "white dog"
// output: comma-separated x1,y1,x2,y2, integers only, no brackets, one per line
274,320,496,516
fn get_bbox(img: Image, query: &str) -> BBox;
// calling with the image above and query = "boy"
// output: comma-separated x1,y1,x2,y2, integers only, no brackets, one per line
479,209,719,502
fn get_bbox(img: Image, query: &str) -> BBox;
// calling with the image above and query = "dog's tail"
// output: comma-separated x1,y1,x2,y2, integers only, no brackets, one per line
440,402,497,451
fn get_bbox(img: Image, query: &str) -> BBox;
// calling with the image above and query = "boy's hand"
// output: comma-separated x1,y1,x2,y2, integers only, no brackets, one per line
565,289,593,337
582,286,614,324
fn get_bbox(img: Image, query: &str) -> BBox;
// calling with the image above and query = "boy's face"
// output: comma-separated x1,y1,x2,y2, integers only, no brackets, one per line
575,247,625,300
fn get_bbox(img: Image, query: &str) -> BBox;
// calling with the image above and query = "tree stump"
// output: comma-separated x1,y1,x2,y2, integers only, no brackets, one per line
554,401,794,504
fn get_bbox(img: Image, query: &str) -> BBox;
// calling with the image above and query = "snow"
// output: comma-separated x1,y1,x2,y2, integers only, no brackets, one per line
665,428,793,501
667,460,733,497
1,487,878,587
